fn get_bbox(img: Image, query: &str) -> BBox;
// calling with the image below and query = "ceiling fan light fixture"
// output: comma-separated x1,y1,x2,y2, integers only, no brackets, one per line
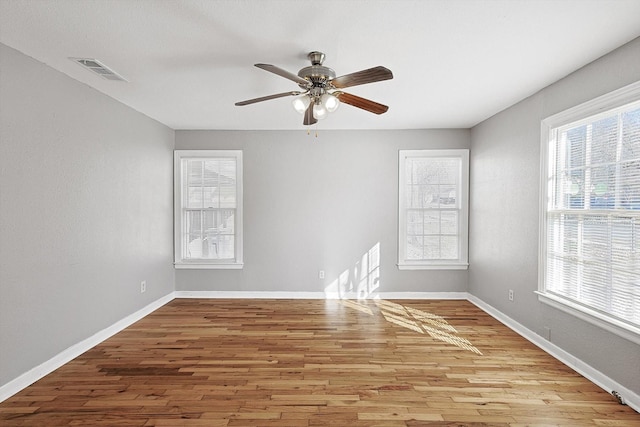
313,102,328,120
292,95,310,114
321,93,340,113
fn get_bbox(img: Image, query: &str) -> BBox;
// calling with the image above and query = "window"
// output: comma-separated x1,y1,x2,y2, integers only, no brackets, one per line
539,82,640,343
174,150,243,269
398,149,469,270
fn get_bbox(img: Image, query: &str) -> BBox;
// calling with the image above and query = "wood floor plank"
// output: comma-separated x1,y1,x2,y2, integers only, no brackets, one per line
1,299,638,426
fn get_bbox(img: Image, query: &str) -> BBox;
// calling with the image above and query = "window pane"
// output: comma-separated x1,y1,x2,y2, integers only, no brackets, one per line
439,185,457,206
186,211,202,239
219,185,236,209
187,160,209,208
437,160,459,184
620,160,640,210
185,211,219,259
621,107,640,161
582,215,608,261
409,159,432,184
441,236,458,259
199,187,215,208
216,235,235,259
589,165,615,209
407,236,423,260
217,209,235,234
562,214,579,257
409,185,437,208
590,116,618,165
423,211,440,234
566,126,586,169
407,210,423,235
423,237,439,259
218,159,237,208
441,211,458,234
580,261,609,310
565,168,586,209
187,160,204,185
186,234,206,259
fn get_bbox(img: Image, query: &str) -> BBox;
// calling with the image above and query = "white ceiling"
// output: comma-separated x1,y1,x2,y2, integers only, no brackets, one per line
1,0,640,130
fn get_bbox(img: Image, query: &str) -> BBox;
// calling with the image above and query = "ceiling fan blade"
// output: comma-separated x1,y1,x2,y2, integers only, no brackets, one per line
303,101,317,126
255,63,310,86
330,66,393,89
235,91,302,106
335,92,389,115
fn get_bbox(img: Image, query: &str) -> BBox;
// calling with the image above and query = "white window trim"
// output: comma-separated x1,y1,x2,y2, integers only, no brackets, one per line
538,80,640,343
174,150,243,269
398,149,469,270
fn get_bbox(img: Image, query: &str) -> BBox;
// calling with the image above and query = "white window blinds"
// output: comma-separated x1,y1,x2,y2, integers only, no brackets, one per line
543,98,640,335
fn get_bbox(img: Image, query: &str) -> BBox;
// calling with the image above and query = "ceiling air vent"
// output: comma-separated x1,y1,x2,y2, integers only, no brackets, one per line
70,58,127,82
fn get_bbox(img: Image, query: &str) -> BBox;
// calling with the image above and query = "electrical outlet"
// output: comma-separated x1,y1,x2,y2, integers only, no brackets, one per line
141,281,146,293
508,289,514,301
319,270,325,279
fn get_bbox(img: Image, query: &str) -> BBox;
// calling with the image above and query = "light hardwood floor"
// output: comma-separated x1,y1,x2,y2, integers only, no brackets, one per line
1,299,638,426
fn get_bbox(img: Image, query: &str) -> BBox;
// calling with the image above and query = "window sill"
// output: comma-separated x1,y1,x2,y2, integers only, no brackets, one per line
397,263,468,271
175,262,244,270
536,291,640,345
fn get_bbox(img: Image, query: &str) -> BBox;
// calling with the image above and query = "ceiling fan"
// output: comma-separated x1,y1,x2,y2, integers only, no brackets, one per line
235,51,393,126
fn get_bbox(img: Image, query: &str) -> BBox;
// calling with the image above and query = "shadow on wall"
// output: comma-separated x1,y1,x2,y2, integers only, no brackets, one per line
323,242,481,354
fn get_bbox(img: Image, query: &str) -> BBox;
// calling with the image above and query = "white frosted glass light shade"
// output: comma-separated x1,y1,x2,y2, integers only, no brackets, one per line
313,103,328,120
292,95,310,114
322,94,340,112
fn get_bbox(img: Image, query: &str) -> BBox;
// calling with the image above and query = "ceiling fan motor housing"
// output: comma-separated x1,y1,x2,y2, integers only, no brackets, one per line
297,52,335,91
297,65,336,88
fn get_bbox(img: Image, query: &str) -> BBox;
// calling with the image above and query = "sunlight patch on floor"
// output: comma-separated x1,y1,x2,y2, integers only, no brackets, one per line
324,242,481,354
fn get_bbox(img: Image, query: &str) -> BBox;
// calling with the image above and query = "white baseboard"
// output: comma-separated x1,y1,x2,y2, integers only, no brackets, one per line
467,295,640,413
378,291,469,300
0,292,174,403
174,291,469,300
174,291,327,299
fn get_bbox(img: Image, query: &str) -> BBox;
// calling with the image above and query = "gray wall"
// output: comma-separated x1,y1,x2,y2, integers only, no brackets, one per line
469,37,640,393
0,44,175,386
175,130,470,295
